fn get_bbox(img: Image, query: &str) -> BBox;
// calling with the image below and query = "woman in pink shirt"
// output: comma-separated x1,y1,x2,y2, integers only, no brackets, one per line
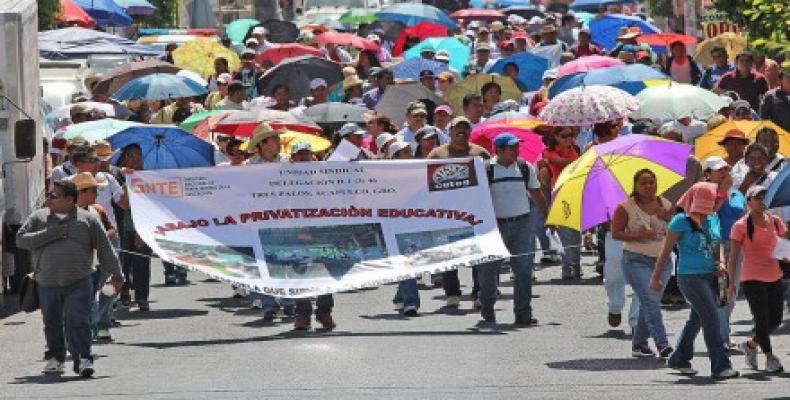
727,185,786,373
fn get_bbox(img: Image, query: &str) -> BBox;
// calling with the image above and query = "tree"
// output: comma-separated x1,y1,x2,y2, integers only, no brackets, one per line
644,0,673,17
38,0,61,30
141,0,179,27
715,0,789,59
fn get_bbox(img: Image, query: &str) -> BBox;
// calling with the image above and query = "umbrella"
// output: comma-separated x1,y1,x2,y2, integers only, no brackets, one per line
589,14,661,51
404,37,470,73
312,18,352,32
630,83,729,121
39,27,160,59
392,22,449,57
393,58,450,80
639,33,696,48
280,131,332,153
375,82,446,127
303,103,368,124
539,85,640,126
450,9,506,21
172,38,241,77
214,109,322,136
558,55,624,77
694,33,746,68
502,6,544,20
62,119,143,142
360,21,407,42
764,165,790,209
112,73,208,101
444,74,522,116
55,0,96,28
570,0,632,11
480,112,545,130
377,3,457,29
177,69,208,87
179,110,232,132
114,0,156,16
547,134,691,230
314,32,380,52
257,44,324,66
339,9,378,25
548,64,670,98
694,121,790,161
470,126,545,163
73,0,132,26
46,102,131,120
108,126,214,170
93,59,180,97
244,20,300,44
488,52,549,92
226,19,259,45
258,56,343,102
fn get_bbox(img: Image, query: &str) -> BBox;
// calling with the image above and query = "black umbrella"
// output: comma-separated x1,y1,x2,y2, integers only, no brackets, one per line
259,56,342,101
423,0,462,14
360,21,406,42
244,19,299,44
503,6,545,20
93,59,180,97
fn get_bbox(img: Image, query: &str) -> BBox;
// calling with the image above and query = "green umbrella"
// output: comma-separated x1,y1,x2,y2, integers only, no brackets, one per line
339,9,378,25
226,18,260,44
179,110,231,132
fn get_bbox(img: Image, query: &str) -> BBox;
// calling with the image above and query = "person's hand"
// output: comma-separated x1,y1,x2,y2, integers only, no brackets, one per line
727,283,736,300
106,229,118,240
110,277,124,292
121,167,135,176
640,229,658,240
649,275,662,292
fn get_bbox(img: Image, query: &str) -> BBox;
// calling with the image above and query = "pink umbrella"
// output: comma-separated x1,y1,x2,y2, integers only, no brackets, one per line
257,44,324,66
314,32,380,51
470,125,545,163
558,55,624,77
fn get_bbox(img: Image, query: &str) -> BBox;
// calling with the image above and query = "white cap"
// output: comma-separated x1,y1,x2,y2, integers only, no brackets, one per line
339,123,363,137
217,73,233,84
366,34,381,43
252,27,267,35
703,156,729,171
435,50,450,62
529,16,544,25
309,78,328,90
375,133,396,151
542,68,558,80
387,141,412,157
245,37,259,45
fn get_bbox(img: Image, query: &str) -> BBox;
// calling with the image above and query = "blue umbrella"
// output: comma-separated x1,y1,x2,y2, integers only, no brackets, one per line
73,0,133,26
108,126,214,170
765,165,790,209
39,27,160,59
404,37,469,73
377,3,457,29
548,64,669,98
114,0,156,16
393,58,450,80
112,74,208,101
589,14,661,51
489,52,549,92
570,0,632,11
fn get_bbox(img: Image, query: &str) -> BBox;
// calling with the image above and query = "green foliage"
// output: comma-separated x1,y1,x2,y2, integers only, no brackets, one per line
140,0,179,27
644,0,673,18
38,0,61,30
714,0,789,58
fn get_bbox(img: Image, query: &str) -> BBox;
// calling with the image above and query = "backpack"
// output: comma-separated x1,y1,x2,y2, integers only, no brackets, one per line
485,158,532,194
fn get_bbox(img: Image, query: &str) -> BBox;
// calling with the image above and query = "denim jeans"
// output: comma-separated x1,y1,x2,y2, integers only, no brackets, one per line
294,294,333,317
38,277,94,363
250,291,293,313
393,278,420,309
479,215,535,317
718,240,741,343
668,273,732,375
529,206,554,257
558,226,581,274
621,250,671,347
91,269,116,332
605,234,640,327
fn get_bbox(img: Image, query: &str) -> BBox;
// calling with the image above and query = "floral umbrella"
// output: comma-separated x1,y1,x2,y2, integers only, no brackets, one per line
539,85,640,126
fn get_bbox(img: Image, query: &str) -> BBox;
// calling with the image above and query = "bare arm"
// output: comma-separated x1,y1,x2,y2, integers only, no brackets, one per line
528,188,548,217
650,231,680,292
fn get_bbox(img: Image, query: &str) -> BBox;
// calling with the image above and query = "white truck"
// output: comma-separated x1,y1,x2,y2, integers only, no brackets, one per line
0,0,44,301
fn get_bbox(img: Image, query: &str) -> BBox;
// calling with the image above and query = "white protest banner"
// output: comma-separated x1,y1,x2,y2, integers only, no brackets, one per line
127,158,509,298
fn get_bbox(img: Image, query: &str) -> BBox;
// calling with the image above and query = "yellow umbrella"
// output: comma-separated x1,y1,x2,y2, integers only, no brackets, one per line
443,74,522,116
239,131,330,153
172,38,241,77
693,33,747,68
694,120,790,160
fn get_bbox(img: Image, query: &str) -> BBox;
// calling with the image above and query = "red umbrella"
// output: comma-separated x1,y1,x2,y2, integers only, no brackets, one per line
638,33,697,48
314,32,380,52
392,22,449,57
450,9,506,21
257,44,325,66
55,0,96,28
213,110,323,136
470,125,545,163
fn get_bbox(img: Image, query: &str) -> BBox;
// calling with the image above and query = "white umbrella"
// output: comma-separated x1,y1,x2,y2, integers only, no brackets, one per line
539,85,640,126
630,83,729,121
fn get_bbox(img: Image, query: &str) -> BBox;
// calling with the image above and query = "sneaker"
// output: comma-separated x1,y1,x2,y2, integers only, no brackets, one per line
714,368,739,380
739,341,758,370
251,298,264,309
608,313,621,327
766,356,784,373
42,358,65,374
481,306,496,322
669,364,698,376
658,345,673,359
293,316,311,330
445,296,460,308
78,358,94,378
262,310,277,321
632,345,655,357
95,328,112,341
473,299,482,309
403,305,418,317
119,289,132,308
316,312,336,330
393,302,404,311
514,314,537,326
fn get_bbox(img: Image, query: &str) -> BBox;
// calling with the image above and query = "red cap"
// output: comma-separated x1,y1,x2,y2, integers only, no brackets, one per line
717,129,749,145
500,40,514,49
635,50,650,60
512,30,528,39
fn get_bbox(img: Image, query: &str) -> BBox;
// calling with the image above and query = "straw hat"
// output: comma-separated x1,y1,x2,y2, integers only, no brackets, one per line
343,75,364,90
92,140,117,161
247,123,280,153
72,172,99,191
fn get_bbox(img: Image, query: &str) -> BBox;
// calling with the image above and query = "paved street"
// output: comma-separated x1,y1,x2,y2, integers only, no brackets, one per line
2,255,789,399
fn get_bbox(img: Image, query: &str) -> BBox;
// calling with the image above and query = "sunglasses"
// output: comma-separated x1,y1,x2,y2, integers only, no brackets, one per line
46,192,63,200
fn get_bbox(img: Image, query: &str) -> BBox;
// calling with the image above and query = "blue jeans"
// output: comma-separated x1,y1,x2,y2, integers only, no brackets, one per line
718,240,741,343
621,250,671,347
558,226,581,274
479,215,535,317
38,277,94,363
668,273,732,375
393,278,420,309
605,235,640,327
529,206,555,257
91,269,116,332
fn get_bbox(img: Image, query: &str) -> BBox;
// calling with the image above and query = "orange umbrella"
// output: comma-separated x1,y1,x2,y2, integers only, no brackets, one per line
55,0,96,28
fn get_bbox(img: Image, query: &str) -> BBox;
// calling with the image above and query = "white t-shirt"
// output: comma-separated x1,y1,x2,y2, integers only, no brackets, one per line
489,157,540,218
661,120,707,144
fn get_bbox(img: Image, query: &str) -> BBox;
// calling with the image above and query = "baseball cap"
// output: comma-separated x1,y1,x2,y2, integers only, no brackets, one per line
415,126,440,142
387,141,412,157
493,132,522,148
241,49,256,59
338,123,363,137
290,141,312,154
407,101,427,115
435,50,450,62
375,133,396,150
703,156,729,171
450,116,472,128
217,73,233,85
434,104,452,115
252,27,267,35
245,38,259,45
309,78,328,90
717,129,749,146
476,43,491,52
732,100,751,110
542,68,558,80
746,185,768,198
419,70,435,78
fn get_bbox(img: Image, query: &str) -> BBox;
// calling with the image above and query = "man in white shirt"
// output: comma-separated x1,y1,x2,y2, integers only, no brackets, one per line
660,116,707,144
216,81,249,111
396,102,429,144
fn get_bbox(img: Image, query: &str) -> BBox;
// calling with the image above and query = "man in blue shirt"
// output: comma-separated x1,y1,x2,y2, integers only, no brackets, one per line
700,46,735,90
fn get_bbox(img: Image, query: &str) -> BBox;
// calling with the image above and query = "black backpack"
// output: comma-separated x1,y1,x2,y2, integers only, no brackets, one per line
485,158,532,193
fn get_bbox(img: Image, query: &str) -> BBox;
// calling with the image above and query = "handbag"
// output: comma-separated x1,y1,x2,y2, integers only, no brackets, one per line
18,273,39,313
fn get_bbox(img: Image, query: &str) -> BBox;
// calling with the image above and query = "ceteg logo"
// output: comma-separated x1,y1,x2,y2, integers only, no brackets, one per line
426,161,479,192
129,177,183,197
